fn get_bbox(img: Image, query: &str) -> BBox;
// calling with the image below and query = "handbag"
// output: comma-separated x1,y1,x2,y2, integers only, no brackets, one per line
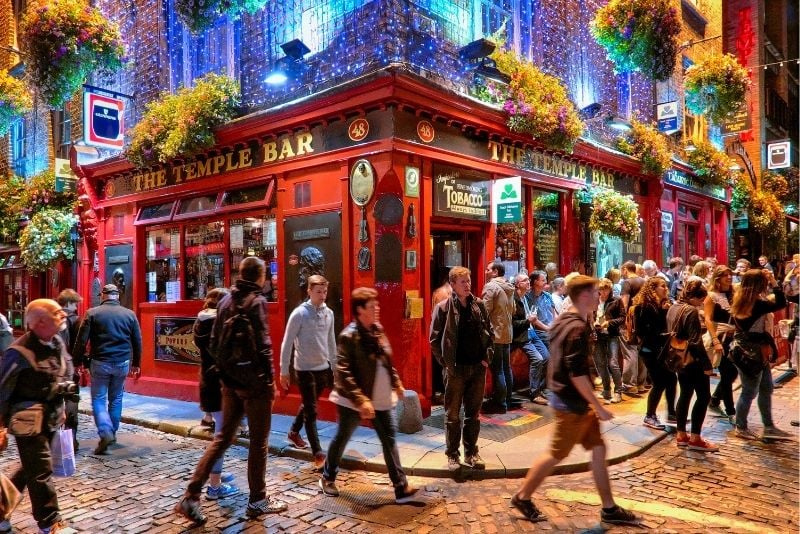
77,366,91,387
51,427,76,477
0,472,21,518
703,317,733,368
662,305,694,372
729,334,770,377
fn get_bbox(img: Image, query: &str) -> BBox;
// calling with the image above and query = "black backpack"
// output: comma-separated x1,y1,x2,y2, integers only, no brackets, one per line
215,294,269,389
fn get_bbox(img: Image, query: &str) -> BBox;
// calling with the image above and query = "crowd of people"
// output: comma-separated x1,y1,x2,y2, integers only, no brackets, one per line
0,250,797,531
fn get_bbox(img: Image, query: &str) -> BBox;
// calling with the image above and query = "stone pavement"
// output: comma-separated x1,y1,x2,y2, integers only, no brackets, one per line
74,382,674,479
1,373,796,532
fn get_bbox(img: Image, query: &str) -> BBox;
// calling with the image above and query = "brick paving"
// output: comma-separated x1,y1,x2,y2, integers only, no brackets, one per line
2,377,798,532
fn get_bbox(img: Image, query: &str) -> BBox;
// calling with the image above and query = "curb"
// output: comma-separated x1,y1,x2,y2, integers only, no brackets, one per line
79,407,669,479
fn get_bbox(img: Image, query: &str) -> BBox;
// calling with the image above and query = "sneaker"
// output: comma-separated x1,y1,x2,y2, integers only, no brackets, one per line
447,455,461,472
688,437,719,452
624,385,640,395
206,483,239,500
666,414,677,425
394,485,419,504
643,415,666,430
762,426,794,440
94,434,113,455
601,505,638,524
611,392,623,403
676,433,689,448
313,452,326,470
735,427,760,440
598,391,612,401
38,522,68,534
510,494,544,522
246,497,288,518
221,472,235,483
0,520,10,534
465,453,485,469
593,376,603,386
318,477,339,497
531,395,549,406
287,430,308,449
174,497,207,525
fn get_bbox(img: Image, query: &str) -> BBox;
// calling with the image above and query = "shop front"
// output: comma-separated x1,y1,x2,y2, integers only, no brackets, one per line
74,71,664,417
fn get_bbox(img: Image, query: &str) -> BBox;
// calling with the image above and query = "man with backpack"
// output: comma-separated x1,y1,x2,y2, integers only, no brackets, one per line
175,257,287,526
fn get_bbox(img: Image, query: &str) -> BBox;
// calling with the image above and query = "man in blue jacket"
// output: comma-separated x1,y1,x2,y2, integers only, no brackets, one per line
73,284,142,454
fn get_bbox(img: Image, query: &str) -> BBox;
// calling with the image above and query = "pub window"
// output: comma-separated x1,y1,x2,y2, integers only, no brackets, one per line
52,107,72,160
137,202,175,223
221,184,268,208
495,198,526,279
230,216,278,301
184,221,225,300
146,227,180,302
531,190,560,271
294,181,311,208
176,194,218,216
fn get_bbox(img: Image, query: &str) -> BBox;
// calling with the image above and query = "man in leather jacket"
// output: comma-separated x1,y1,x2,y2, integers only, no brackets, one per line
0,299,73,534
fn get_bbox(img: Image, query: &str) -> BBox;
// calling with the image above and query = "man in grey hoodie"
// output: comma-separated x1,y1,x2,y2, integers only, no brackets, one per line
280,275,337,469
482,261,516,414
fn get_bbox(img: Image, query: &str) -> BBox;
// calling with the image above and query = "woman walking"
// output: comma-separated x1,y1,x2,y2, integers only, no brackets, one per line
705,265,737,422
632,277,675,429
670,280,718,451
730,269,792,440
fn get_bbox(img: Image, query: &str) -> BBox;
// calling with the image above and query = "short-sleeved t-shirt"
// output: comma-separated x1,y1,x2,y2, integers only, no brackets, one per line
620,276,645,302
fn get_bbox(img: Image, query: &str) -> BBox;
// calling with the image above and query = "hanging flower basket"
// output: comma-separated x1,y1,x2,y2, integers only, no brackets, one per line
686,141,735,188
591,0,681,81
761,171,789,200
615,119,672,176
126,73,240,167
21,0,126,108
482,47,583,152
684,54,750,122
176,0,267,33
588,188,640,241
19,208,79,273
0,71,32,136
0,173,25,242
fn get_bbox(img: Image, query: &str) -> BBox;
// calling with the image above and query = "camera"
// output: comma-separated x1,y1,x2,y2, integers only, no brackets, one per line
53,381,80,402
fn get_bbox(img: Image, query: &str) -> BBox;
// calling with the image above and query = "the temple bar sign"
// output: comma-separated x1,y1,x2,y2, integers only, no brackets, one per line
84,92,125,150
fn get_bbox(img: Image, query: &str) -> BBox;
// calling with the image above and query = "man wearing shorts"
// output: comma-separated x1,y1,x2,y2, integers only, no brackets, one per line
509,275,638,526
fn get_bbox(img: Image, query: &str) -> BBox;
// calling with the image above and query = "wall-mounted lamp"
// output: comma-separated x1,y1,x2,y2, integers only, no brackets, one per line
264,39,311,86
579,103,602,120
604,114,632,132
684,141,697,152
729,162,742,171
459,38,511,85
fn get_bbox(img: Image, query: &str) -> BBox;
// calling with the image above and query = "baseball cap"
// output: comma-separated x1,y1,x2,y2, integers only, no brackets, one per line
101,284,120,294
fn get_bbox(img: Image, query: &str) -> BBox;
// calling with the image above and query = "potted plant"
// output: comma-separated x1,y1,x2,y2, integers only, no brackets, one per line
21,0,126,108
0,71,32,136
615,119,672,176
587,187,640,241
687,141,735,188
126,73,240,167
684,54,750,122
591,0,681,81
19,208,79,273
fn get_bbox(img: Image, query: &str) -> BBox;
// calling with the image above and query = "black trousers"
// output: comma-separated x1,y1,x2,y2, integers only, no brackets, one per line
641,350,677,418
11,431,61,529
290,368,331,454
711,344,738,415
676,364,711,435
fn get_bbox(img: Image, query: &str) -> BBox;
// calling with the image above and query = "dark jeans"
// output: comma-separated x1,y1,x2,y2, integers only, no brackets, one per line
712,348,738,415
489,343,512,408
186,386,273,503
676,365,711,434
90,359,130,439
641,349,677,418
514,341,547,397
444,364,486,458
322,405,407,489
593,335,623,395
734,362,774,430
11,431,61,529
290,368,331,454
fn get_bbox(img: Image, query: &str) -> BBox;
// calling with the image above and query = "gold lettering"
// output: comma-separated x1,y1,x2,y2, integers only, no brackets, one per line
239,148,253,168
542,155,552,173
134,174,143,192
488,141,501,161
278,138,295,160
185,162,197,181
156,170,167,187
173,166,184,184
264,142,277,162
225,152,238,172
578,166,587,183
143,172,156,190
551,158,563,177
501,143,514,164
295,133,313,156
212,155,226,175
515,147,525,165
196,159,212,178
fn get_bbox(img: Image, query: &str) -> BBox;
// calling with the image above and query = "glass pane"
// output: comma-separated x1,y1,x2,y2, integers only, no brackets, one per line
230,216,278,301
177,194,217,215
531,190,560,271
221,185,268,207
688,225,698,256
146,227,180,302
138,202,174,221
184,221,225,300
443,239,462,268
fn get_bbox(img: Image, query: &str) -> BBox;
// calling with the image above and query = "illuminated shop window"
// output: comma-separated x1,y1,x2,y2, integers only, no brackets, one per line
230,216,278,302
531,190,560,271
184,221,225,300
495,201,526,279
146,227,180,302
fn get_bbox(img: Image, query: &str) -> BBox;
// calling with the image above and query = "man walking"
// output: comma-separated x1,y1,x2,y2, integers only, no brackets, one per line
175,257,287,525
482,261,516,413
618,261,647,394
0,299,73,534
73,284,142,454
509,276,637,526
280,274,337,469
512,274,548,405
430,266,493,471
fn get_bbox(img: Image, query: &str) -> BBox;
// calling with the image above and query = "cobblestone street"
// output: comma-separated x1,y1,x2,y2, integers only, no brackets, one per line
3,377,798,533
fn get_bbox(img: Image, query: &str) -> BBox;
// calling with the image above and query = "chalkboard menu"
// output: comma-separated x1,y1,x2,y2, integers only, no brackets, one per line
532,191,560,270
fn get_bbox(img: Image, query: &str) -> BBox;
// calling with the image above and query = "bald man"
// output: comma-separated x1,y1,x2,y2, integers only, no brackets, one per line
0,299,73,533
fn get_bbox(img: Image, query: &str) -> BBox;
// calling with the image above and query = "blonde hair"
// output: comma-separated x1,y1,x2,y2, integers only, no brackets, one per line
731,269,770,319
693,261,711,279
598,278,613,291
448,266,471,284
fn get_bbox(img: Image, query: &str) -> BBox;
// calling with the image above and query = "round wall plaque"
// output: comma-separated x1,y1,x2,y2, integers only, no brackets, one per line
350,159,375,206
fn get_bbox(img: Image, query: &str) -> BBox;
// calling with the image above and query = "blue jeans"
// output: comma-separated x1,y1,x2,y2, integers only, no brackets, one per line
532,330,550,358
489,343,512,408
210,411,224,474
90,360,130,439
515,341,547,397
593,336,623,395
322,405,407,489
443,363,486,458
734,362,774,430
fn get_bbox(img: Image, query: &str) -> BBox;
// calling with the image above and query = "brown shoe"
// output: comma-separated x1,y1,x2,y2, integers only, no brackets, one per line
313,452,326,470
287,430,308,449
